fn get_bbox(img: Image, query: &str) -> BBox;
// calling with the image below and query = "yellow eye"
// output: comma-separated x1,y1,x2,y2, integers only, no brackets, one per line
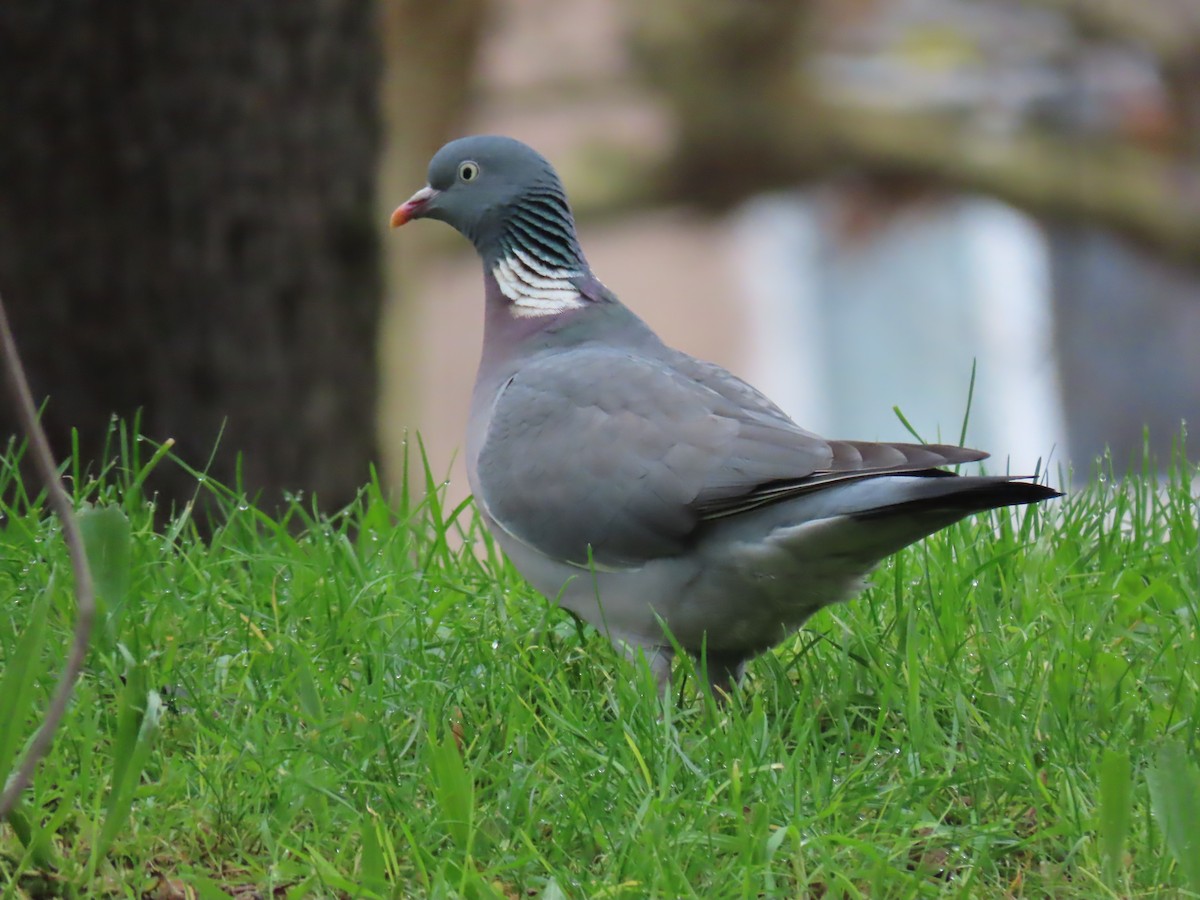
458,161,480,182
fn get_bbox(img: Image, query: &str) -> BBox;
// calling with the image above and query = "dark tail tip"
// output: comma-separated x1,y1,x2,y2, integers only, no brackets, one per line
967,479,1063,510
856,476,1063,521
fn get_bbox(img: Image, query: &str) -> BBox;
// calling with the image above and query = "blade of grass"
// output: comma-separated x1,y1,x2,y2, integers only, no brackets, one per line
85,688,163,879
359,819,387,890
958,358,977,447
1098,748,1132,887
891,405,926,444
0,584,52,782
427,730,475,854
78,504,132,652
1146,740,1200,892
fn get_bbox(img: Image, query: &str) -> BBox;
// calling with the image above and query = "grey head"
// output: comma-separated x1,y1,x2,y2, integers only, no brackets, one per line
391,135,588,273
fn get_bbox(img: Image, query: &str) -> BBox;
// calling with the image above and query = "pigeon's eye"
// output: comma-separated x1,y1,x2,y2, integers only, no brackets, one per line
458,161,480,183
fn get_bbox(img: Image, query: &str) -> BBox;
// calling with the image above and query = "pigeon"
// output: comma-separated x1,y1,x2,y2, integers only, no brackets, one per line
391,135,1061,695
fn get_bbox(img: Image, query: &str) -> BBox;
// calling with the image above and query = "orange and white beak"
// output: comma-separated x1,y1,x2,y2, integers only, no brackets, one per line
389,185,440,227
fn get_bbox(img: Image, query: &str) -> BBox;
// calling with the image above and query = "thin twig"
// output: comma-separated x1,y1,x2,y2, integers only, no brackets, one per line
0,290,95,818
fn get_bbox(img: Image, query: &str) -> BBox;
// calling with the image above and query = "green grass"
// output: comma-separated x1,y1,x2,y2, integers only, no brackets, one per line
1,428,1198,898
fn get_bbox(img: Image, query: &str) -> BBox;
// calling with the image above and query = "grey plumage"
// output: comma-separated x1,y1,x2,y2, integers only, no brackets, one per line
392,135,1061,694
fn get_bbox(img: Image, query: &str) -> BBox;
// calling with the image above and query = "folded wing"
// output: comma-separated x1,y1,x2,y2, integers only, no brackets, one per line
475,346,987,568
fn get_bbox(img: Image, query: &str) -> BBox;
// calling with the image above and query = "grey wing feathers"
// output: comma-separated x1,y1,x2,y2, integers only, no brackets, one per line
666,352,801,424
830,440,986,471
695,440,987,520
672,348,987,472
677,348,990,520
476,345,990,568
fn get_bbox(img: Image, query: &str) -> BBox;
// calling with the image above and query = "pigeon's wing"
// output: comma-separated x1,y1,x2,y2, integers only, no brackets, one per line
475,346,983,569
663,350,986,518
672,350,987,518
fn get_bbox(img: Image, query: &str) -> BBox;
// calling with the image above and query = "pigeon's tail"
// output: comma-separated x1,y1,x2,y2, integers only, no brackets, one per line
817,474,1061,563
853,475,1062,521
747,474,1061,573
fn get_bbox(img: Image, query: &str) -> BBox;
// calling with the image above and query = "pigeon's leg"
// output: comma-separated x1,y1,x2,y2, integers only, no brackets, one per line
616,639,674,691
698,653,747,702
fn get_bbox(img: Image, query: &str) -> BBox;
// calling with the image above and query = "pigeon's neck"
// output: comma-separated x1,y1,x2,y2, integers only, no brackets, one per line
479,265,660,365
482,188,592,318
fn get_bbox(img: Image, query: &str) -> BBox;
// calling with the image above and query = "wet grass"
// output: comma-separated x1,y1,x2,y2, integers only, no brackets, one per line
1,430,1198,898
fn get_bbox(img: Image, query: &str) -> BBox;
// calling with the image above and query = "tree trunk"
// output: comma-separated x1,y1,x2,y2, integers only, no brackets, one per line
0,1,382,511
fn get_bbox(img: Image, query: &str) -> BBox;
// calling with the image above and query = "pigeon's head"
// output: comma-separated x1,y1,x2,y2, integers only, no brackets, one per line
390,136,572,256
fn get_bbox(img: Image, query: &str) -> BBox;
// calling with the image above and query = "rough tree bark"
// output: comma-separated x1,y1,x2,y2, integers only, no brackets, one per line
0,2,382,511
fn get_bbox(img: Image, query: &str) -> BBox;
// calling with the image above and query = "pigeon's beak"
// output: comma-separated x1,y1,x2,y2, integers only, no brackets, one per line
390,186,440,227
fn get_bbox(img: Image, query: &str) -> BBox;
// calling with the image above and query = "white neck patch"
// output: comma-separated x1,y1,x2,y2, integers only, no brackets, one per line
493,247,586,318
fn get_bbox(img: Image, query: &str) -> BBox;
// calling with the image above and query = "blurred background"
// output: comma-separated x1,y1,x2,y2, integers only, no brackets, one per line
3,0,1198,512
